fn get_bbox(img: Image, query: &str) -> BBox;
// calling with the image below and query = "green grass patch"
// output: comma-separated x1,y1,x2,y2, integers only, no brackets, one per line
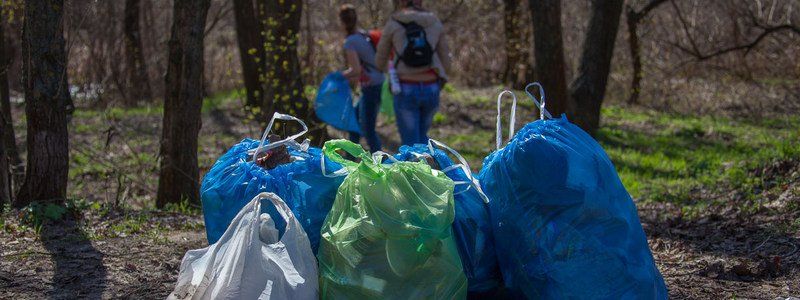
598,106,800,204
70,89,241,119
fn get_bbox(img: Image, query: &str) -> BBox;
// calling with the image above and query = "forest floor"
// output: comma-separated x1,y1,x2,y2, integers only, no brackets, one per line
1,87,799,299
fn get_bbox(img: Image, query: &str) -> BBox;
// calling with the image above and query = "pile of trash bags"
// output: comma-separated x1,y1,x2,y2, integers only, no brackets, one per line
170,83,667,299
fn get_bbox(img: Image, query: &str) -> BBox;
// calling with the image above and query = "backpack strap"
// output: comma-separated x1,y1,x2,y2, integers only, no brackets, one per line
392,17,409,28
358,30,376,52
353,30,379,74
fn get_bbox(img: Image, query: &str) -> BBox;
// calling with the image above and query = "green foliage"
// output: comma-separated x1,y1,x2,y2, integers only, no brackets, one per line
432,113,447,125
109,214,147,237
163,199,201,215
20,203,68,232
202,89,243,113
18,198,98,231
442,83,457,94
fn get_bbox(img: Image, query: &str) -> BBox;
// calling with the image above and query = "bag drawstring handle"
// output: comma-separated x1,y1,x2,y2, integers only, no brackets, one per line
371,151,400,164
408,152,470,196
428,139,490,203
252,193,298,243
496,90,517,151
524,82,553,120
250,112,310,161
320,139,369,177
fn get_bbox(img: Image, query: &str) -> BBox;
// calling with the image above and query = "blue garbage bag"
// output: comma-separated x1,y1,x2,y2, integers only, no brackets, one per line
315,72,360,133
200,139,343,253
394,141,503,296
201,135,345,252
479,113,667,299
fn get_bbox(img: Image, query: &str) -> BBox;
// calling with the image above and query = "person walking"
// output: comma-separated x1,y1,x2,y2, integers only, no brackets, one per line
375,0,451,146
339,4,384,152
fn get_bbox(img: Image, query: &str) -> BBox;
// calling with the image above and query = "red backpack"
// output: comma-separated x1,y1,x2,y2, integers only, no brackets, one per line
358,29,382,85
367,29,382,49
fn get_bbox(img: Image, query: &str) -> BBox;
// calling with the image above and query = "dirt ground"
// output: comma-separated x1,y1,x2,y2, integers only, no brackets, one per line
1,194,798,299
1,93,799,299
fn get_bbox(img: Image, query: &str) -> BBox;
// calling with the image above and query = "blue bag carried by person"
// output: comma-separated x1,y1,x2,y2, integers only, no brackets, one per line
479,85,667,299
315,72,360,133
200,113,345,253
394,140,502,296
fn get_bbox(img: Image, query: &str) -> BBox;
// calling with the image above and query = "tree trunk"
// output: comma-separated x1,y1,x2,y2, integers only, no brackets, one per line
123,0,153,106
0,5,11,209
156,0,211,208
260,0,326,143
0,140,7,211
504,0,532,89
233,0,266,109
625,0,668,105
626,7,642,105
568,0,625,136
0,5,21,170
15,0,71,207
528,0,569,116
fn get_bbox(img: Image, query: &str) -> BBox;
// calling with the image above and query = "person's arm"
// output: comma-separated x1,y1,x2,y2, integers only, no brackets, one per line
436,32,452,76
375,24,393,73
341,49,362,83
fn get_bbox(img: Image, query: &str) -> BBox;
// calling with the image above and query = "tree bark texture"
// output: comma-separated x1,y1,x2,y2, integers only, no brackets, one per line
260,0,326,143
0,4,11,208
16,0,72,207
504,0,533,89
528,0,569,116
233,0,266,109
626,7,643,105
626,0,668,105
123,0,153,105
1,4,21,170
156,0,211,208
568,0,625,136
0,140,7,210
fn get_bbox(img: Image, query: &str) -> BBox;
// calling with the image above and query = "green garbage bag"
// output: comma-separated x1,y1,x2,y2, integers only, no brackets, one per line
317,140,467,300
380,79,395,118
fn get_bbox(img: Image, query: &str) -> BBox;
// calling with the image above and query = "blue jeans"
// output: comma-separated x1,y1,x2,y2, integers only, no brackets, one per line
348,83,383,152
394,82,440,146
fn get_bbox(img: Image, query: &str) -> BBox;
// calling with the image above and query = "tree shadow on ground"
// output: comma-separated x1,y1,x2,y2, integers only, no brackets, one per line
40,217,107,299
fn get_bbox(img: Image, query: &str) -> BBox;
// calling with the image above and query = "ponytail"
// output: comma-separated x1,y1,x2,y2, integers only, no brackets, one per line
339,4,358,35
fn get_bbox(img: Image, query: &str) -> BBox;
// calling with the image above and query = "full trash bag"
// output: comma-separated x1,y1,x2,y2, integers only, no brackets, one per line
317,140,467,300
315,72,361,133
169,192,319,300
200,113,345,253
478,86,667,299
393,140,502,295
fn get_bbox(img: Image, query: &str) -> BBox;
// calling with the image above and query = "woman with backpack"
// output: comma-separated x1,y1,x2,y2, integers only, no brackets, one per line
376,0,451,146
339,4,384,152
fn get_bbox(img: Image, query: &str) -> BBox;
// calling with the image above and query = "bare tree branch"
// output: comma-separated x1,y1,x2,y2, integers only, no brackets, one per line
627,0,669,22
673,24,800,61
670,0,702,57
205,2,233,36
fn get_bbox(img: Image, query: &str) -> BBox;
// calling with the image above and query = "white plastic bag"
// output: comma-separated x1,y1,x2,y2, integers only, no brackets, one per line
169,192,319,300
